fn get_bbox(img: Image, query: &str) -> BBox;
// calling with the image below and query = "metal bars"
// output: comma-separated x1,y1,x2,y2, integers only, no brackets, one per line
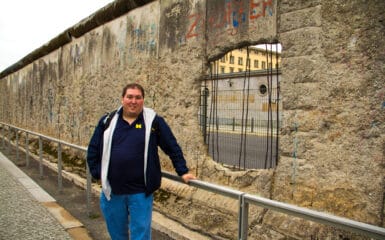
200,71,281,169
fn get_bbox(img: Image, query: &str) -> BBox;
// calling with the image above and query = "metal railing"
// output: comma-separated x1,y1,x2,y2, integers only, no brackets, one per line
1,122,385,240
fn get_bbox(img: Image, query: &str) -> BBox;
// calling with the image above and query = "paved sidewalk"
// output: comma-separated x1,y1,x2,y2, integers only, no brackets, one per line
0,144,210,240
0,151,91,240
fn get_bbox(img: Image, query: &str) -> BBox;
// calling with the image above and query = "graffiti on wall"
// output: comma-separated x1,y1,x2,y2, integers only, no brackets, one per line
127,16,158,58
129,23,157,53
186,0,274,40
159,1,191,49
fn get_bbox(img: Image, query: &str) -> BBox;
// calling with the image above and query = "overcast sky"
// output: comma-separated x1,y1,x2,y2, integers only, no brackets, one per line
0,0,114,72
0,1,281,73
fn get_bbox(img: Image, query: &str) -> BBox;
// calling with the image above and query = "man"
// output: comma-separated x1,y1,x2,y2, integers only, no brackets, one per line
87,83,195,240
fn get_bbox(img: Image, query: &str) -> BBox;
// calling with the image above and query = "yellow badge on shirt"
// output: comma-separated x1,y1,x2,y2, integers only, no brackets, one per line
135,123,142,129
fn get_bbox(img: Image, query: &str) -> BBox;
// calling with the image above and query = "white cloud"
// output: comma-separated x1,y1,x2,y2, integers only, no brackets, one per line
0,0,114,72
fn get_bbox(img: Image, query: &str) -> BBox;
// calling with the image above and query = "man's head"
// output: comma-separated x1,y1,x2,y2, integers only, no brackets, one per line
121,83,145,117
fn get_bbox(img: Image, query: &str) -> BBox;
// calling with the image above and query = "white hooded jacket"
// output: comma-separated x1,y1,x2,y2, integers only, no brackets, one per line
100,107,156,200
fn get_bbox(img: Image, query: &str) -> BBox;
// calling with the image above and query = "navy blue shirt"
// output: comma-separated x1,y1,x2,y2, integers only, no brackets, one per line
108,112,146,194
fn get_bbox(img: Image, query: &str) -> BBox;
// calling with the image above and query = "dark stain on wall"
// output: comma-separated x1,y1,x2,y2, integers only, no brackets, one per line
38,60,48,89
58,49,64,79
48,61,57,82
159,1,190,51
102,27,114,58
87,33,98,57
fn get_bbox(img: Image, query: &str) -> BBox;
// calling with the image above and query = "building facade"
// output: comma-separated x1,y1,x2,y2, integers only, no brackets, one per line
211,45,281,74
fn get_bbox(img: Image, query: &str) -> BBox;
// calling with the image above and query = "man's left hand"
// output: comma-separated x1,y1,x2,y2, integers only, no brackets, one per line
181,173,196,183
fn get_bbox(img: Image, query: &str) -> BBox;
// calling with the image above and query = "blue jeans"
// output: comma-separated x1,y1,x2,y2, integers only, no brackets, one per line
100,192,153,240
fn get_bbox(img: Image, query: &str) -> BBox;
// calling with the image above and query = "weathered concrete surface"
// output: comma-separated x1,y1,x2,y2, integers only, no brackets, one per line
272,0,385,239
0,0,384,239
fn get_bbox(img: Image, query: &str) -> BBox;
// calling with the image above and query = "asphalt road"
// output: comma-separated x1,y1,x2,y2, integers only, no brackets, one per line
206,131,278,169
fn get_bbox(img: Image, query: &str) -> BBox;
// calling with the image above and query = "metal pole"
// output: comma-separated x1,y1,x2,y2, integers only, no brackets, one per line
233,117,235,131
238,193,248,240
57,142,63,192
86,162,92,217
15,129,19,161
1,124,4,149
202,89,208,144
1,124,5,148
39,136,43,178
25,132,29,167
251,118,254,133
7,126,11,154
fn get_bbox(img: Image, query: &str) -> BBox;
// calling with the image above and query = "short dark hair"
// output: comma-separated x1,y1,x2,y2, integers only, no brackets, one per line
122,83,145,98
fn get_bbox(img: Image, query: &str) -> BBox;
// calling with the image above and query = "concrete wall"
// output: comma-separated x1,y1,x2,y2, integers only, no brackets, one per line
0,0,384,239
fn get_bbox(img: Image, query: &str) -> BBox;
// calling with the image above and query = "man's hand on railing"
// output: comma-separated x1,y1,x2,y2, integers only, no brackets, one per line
181,173,196,183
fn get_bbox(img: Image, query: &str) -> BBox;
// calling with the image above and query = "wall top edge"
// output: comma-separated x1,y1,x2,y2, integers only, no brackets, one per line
0,0,155,79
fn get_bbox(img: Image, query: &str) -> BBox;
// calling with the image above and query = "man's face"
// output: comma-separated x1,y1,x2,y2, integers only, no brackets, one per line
121,87,144,117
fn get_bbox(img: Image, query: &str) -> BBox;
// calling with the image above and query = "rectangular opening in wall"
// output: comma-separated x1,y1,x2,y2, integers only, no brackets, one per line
201,43,282,170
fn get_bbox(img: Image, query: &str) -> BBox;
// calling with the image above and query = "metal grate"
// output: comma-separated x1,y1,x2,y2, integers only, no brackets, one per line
199,45,281,169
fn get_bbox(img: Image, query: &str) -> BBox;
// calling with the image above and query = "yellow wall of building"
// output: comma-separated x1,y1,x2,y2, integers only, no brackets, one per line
212,45,281,74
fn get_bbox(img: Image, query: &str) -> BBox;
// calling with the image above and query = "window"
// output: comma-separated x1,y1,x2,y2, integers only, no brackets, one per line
230,56,234,64
238,57,243,65
259,84,267,95
238,68,243,72
246,58,250,67
220,56,226,63
229,67,234,73
220,67,225,73
268,63,272,69
254,60,259,68
262,61,266,69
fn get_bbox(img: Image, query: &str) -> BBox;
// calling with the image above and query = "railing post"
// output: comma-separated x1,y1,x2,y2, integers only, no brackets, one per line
57,142,63,192
238,193,249,240
15,129,19,161
1,124,4,149
39,136,43,178
7,126,11,154
25,132,30,168
86,162,92,217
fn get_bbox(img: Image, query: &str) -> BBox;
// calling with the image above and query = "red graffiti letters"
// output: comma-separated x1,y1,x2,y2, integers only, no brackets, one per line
250,0,273,20
186,14,200,39
185,0,274,40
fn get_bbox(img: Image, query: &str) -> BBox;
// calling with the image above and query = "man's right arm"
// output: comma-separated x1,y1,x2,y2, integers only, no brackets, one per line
86,117,105,180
